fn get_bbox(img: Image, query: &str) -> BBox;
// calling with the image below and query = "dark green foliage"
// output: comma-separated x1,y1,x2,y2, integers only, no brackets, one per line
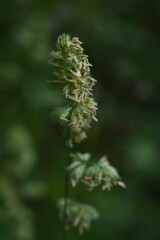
1,0,160,239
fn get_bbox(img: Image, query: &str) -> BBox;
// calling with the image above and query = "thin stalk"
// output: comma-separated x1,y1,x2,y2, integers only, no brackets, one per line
62,105,75,240
62,146,72,240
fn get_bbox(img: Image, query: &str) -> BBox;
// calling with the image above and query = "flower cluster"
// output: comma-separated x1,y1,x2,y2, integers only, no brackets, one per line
50,34,125,235
58,198,99,234
49,34,98,146
67,153,126,191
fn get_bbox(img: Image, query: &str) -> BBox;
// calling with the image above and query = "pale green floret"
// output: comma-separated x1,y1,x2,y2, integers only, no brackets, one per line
58,198,99,234
67,153,126,191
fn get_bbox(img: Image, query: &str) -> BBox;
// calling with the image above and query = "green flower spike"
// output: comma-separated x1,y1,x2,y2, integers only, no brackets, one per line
49,34,98,146
49,34,125,235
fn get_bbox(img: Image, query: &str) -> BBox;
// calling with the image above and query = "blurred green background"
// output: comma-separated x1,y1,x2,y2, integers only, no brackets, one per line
1,0,160,239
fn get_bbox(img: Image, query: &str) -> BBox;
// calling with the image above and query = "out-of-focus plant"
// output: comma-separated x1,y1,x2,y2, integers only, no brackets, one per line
0,126,45,240
58,198,99,234
49,34,125,237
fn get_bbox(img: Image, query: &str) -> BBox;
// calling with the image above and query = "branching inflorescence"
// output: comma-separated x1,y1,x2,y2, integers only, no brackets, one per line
49,34,125,235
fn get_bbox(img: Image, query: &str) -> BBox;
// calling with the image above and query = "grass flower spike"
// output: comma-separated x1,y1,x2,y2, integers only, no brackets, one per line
49,34,98,146
49,34,125,237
